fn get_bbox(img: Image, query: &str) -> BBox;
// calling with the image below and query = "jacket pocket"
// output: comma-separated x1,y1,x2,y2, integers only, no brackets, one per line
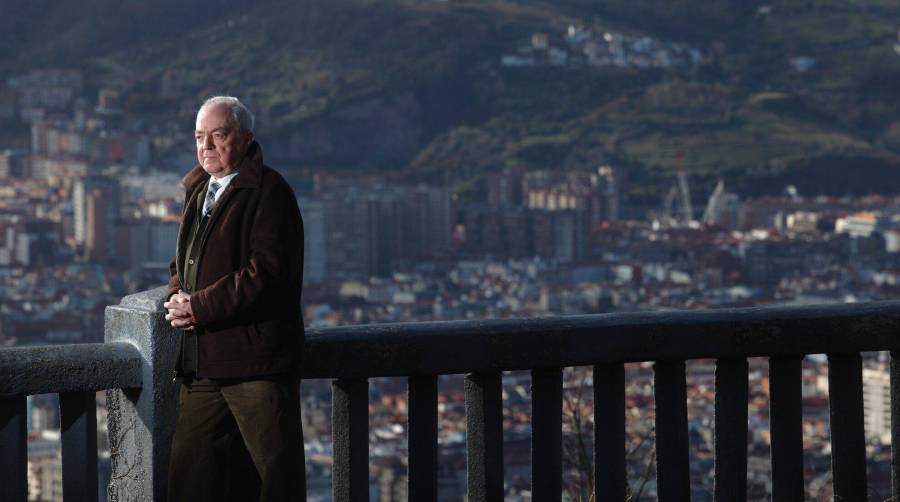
250,320,281,354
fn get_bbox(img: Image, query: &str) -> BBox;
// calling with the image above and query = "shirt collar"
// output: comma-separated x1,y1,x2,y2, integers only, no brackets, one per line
209,171,240,196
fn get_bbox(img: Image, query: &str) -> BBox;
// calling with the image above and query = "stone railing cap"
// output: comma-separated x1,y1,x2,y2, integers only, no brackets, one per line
117,285,168,312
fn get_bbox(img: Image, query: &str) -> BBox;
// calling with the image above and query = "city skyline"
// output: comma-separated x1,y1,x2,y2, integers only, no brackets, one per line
4,1,900,500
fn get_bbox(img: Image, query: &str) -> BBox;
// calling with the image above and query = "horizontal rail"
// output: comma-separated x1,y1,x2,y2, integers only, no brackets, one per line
300,300,900,378
8,302,900,382
5,291,898,501
0,342,142,397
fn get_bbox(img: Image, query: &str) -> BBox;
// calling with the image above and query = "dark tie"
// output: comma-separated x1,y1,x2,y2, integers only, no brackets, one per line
203,181,221,217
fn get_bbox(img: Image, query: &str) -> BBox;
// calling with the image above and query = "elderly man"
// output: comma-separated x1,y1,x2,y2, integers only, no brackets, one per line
163,96,306,501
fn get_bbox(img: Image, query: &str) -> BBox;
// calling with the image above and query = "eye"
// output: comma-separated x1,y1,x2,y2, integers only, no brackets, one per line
213,132,225,140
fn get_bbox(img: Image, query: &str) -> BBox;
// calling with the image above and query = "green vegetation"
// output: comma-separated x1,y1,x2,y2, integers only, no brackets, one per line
5,0,900,201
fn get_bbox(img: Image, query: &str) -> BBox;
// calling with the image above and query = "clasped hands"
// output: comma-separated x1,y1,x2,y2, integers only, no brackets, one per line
164,290,196,331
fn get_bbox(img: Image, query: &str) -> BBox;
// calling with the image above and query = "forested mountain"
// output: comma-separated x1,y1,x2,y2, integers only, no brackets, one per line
5,0,900,200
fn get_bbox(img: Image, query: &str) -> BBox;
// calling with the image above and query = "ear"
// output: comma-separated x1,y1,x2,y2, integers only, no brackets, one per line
243,130,255,147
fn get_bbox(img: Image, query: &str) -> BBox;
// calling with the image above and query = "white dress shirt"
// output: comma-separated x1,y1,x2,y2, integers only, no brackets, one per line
206,171,239,205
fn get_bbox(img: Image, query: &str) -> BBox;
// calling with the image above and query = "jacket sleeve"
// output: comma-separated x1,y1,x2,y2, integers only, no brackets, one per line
166,183,192,304
189,180,302,327
166,257,180,302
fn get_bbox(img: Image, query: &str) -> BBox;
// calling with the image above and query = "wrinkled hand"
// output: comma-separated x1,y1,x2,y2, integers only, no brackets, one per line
164,290,196,331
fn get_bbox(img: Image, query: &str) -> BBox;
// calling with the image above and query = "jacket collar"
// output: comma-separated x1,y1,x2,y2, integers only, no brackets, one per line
181,141,264,191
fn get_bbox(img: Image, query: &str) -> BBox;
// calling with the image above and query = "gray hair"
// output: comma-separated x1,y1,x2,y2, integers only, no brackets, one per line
198,96,255,133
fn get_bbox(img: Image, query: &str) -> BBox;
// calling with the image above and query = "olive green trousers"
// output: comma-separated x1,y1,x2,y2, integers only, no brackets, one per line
167,375,307,502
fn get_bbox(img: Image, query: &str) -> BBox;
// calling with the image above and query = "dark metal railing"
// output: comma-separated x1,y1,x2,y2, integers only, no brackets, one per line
298,300,900,501
4,298,900,501
0,342,142,502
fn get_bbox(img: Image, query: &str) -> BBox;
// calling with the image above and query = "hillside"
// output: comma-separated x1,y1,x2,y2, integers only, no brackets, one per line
4,0,900,202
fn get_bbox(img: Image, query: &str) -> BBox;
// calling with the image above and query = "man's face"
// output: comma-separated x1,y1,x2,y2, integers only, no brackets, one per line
195,105,253,178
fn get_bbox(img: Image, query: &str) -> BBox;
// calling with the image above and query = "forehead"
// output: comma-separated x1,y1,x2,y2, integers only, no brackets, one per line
195,105,233,130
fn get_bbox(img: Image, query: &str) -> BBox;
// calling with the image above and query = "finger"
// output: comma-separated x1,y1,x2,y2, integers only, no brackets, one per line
165,309,186,319
171,318,193,328
168,303,190,314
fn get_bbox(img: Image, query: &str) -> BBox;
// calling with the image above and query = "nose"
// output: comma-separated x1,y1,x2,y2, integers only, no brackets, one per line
202,134,214,149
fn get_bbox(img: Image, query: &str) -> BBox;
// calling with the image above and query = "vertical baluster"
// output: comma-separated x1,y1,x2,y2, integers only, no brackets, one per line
465,372,503,502
714,358,748,502
408,375,438,501
333,378,369,502
654,360,690,501
0,395,27,502
60,391,98,502
827,353,867,500
892,351,900,499
769,356,804,502
532,368,562,502
593,363,626,501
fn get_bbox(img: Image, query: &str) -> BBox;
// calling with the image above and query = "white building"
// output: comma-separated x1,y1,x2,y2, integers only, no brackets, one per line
835,212,879,238
863,366,892,444
27,431,63,502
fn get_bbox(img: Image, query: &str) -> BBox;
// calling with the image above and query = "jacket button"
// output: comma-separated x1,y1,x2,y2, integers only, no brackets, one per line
189,259,194,265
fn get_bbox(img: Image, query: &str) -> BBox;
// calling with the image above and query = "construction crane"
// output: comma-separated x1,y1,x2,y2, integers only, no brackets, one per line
677,170,693,223
659,152,695,227
702,180,725,225
675,151,693,224
663,186,678,222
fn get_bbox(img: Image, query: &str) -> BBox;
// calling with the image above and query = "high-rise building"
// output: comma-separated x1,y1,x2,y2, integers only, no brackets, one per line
85,189,108,262
377,464,407,502
322,190,371,280
73,176,119,247
502,208,533,258
8,220,61,268
27,430,63,502
532,209,588,263
523,168,619,230
487,168,524,208
591,166,619,225
26,396,34,434
0,149,29,178
123,219,179,270
299,197,326,285
420,185,454,258
863,366,892,444
311,182,455,280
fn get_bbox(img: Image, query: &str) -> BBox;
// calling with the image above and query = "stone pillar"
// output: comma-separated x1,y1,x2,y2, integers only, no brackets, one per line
105,286,179,502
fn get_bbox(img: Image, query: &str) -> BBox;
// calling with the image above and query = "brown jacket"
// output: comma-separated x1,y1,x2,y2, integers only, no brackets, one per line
167,141,304,378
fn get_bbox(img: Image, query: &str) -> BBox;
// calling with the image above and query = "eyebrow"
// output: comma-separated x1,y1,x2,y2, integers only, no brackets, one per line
195,127,231,134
